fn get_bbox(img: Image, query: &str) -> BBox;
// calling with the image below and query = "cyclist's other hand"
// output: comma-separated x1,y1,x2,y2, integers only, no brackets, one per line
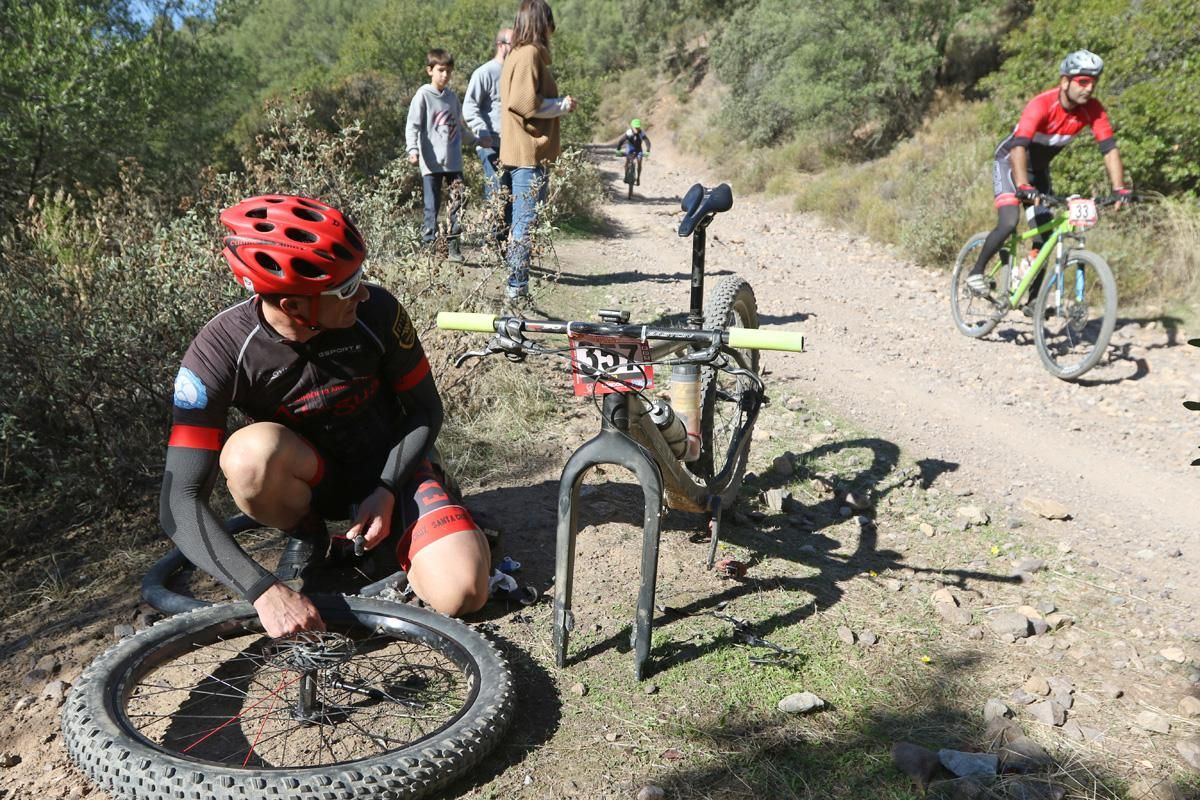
563,95,577,113
346,485,395,551
1114,187,1134,210
408,153,419,165
476,134,494,149
1016,184,1040,205
253,582,325,638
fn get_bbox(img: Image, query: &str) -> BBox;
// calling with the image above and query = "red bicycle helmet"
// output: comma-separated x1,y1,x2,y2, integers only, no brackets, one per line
219,195,366,295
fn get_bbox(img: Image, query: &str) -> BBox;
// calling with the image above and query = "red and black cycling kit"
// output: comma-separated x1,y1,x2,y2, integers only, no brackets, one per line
992,87,1116,207
159,284,474,603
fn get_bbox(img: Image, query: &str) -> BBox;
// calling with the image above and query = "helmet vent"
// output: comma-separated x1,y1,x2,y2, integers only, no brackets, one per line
332,243,354,261
284,227,319,244
245,208,269,219
291,258,328,279
253,251,284,275
313,249,333,261
253,222,275,233
344,226,364,252
297,198,328,210
264,197,284,203
292,207,326,223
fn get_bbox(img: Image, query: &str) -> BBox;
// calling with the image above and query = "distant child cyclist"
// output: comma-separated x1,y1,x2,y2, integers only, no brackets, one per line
965,50,1131,306
616,119,651,185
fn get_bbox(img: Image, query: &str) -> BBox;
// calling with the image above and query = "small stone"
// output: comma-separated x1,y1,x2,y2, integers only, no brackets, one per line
570,682,587,697
1056,542,1072,554
859,630,879,646
605,732,620,742
937,604,973,626
845,491,871,511
965,626,984,640
13,695,36,712
1013,558,1046,575
1161,646,1188,663
892,742,941,790
134,609,162,629
0,751,20,768
931,588,957,606
637,787,666,800
1016,605,1043,620
991,613,1032,639
643,683,659,695
919,522,935,537
984,698,1012,722
956,506,989,526
1061,720,1085,741
1099,683,1123,699
836,626,855,645
1030,619,1050,636
1021,496,1072,520
884,578,904,592
998,735,1053,773
783,396,804,411
1029,700,1066,726
1011,688,1038,705
1176,736,1200,771
937,749,999,777
1179,696,1200,717
777,691,825,714
1044,613,1074,630
113,624,135,639
1167,548,1183,558
1134,710,1171,734
41,679,68,707
1037,600,1057,615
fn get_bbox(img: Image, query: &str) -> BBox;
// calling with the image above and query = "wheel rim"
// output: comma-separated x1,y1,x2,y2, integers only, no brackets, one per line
118,607,480,769
1037,259,1110,374
706,302,758,477
953,240,1008,331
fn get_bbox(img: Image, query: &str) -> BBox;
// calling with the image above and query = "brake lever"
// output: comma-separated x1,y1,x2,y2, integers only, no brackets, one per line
453,333,531,368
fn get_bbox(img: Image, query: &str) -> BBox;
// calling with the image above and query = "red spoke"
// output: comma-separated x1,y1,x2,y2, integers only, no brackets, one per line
243,673,289,766
182,671,300,754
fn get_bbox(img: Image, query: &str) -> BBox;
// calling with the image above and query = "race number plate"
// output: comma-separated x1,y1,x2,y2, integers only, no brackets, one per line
1067,197,1098,229
568,333,653,396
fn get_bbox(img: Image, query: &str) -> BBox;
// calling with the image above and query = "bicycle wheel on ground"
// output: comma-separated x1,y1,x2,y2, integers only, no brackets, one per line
63,595,513,800
624,158,636,199
665,276,760,509
1032,249,1117,380
950,232,1011,338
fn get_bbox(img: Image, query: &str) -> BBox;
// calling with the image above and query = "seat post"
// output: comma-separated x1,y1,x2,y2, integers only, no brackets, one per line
688,226,706,329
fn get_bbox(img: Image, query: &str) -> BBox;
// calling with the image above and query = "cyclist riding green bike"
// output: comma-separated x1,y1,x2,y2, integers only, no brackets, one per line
965,50,1131,309
616,118,652,186
159,195,491,639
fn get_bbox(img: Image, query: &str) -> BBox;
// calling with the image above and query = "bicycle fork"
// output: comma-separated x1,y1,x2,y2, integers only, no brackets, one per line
553,392,665,681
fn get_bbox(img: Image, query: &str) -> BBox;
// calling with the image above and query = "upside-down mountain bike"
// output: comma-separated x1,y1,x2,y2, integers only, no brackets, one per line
950,193,1131,380
438,182,806,678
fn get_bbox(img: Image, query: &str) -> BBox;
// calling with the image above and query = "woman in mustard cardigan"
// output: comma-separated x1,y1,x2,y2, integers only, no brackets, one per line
499,0,577,299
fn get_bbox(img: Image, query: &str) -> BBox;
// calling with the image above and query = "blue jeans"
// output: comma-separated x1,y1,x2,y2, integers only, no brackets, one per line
422,172,464,242
506,166,546,296
476,143,512,240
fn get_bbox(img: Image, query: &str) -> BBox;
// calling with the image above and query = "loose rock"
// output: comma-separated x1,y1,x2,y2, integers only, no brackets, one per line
1029,700,1066,727
937,604,973,626
777,691,825,714
931,588,957,606
637,787,666,800
1176,735,1200,772
1013,558,1046,575
1160,646,1188,663
114,624,136,639
1134,711,1170,734
570,682,588,697
837,626,855,645
956,506,989,526
1179,695,1200,717
984,698,1013,722
1099,683,1123,699
0,751,20,768
1021,496,1072,520
990,613,1032,639
998,735,1054,773
859,630,878,646
41,679,68,707
891,742,942,790
937,749,999,777
13,695,36,712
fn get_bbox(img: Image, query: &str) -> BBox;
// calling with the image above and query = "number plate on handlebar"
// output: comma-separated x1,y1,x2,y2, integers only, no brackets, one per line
569,333,654,396
1067,197,1098,229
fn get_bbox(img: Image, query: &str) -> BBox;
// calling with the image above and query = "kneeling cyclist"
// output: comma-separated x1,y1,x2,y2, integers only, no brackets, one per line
616,118,652,185
965,50,1131,308
160,195,491,638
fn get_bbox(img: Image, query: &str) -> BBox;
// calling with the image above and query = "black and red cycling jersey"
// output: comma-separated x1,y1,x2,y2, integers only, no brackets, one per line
995,87,1116,169
160,284,442,602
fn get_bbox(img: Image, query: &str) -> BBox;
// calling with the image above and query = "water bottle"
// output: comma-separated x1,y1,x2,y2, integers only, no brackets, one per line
669,364,702,462
648,400,689,459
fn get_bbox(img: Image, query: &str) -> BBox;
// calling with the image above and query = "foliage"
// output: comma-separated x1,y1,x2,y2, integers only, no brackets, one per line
709,0,1020,157
0,0,242,225
982,0,1200,195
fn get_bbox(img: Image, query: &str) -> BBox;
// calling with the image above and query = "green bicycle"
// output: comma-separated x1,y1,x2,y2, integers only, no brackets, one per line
950,193,1128,380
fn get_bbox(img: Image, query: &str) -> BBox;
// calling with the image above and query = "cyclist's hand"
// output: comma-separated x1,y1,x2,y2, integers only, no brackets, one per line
563,95,577,113
642,152,650,160
408,153,419,165
476,134,494,149
1016,184,1040,205
347,485,395,551
1114,187,1134,210
253,582,325,637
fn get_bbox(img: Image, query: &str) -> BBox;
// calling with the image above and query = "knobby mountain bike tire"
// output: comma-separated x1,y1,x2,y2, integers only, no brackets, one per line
660,276,760,512
63,596,513,800
1032,249,1117,380
950,231,1011,338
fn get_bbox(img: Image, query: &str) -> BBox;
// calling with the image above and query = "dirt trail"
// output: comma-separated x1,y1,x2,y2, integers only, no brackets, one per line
559,133,1200,618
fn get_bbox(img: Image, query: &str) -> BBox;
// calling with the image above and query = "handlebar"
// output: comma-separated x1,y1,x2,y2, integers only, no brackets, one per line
436,312,805,353
1036,193,1136,209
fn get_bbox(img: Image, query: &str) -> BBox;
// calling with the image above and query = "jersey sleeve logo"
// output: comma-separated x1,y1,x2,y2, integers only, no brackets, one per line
173,367,209,410
392,304,417,350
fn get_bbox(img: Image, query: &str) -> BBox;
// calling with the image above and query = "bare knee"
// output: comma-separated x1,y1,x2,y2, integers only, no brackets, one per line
412,567,489,617
220,423,316,524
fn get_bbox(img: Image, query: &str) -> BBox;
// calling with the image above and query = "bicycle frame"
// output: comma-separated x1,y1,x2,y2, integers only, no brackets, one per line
991,211,1087,309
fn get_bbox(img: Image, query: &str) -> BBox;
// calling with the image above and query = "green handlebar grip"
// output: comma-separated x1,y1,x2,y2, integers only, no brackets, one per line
436,312,498,332
726,328,805,352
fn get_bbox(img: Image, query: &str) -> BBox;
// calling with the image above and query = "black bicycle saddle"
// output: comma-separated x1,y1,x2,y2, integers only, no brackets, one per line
678,183,733,237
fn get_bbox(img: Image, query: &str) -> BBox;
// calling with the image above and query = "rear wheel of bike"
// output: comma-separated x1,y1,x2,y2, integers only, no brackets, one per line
950,232,1011,338
63,596,513,800
1032,249,1117,380
695,277,760,504
624,158,636,199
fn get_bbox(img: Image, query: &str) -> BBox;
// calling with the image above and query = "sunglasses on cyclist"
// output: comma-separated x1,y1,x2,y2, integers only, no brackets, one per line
322,266,364,300
1070,76,1097,89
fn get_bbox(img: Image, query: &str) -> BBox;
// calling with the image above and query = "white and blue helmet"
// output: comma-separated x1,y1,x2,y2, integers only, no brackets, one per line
1060,49,1104,78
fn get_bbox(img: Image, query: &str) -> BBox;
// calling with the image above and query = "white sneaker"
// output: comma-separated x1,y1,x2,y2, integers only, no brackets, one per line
965,274,989,295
